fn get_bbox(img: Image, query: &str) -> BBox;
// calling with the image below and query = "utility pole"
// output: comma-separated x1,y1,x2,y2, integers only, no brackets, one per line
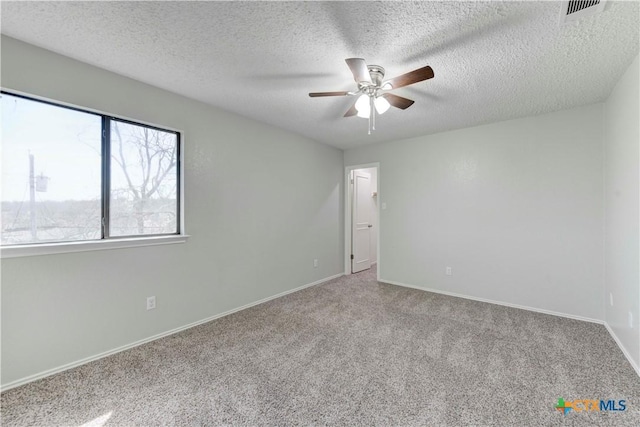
29,153,37,240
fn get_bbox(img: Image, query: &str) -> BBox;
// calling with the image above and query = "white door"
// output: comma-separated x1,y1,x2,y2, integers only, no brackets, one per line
352,170,372,273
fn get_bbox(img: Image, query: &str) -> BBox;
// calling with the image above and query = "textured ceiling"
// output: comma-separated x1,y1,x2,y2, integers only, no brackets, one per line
1,1,638,150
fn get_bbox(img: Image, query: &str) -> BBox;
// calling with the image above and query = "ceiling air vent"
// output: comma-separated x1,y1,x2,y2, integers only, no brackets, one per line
561,0,607,23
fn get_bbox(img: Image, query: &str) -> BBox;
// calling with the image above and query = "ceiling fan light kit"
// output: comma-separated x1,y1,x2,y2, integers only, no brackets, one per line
374,96,390,114
309,58,434,135
356,93,391,115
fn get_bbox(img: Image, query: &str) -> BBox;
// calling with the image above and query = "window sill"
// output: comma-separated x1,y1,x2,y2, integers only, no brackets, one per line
0,235,190,259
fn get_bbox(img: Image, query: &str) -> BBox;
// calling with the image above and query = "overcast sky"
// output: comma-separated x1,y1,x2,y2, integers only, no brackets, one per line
2,93,102,202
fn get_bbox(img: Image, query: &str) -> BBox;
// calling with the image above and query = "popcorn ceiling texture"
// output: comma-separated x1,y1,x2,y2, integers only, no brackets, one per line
1,268,639,426
1,1,638,149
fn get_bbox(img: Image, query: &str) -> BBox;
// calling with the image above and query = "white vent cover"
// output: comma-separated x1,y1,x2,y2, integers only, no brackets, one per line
561,0,607,23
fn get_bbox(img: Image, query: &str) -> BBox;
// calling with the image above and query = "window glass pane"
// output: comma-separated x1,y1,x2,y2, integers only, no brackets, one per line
109,120,178,236
1,94,102,245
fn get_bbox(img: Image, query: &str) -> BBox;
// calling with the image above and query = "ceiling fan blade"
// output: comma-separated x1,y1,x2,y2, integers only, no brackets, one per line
344,102,358,117
345,58,372,84
309,91,350,97
384,65,434,89
382,93,415,110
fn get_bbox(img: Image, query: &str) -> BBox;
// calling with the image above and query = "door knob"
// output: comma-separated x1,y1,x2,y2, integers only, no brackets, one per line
368,224,373,228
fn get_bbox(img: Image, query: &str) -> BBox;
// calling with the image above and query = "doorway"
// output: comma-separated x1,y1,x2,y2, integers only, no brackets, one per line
345,163,379,278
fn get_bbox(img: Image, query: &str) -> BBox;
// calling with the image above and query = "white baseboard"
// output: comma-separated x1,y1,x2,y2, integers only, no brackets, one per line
379,278,604,324
603,322,640,377
1,273,343,392
381,278,640,377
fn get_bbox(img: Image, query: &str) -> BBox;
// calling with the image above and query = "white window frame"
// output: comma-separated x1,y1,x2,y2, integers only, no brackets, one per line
0,90,189,258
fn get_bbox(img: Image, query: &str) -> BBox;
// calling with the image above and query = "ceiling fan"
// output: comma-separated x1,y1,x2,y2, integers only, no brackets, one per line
309,58,434,134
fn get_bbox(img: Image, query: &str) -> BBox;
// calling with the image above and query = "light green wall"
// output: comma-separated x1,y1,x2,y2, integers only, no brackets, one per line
1,36,344,387
345,103,605,320
604,55,640,368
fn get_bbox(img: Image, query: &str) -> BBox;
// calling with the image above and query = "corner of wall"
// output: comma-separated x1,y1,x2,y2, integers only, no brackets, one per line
602,53,640,370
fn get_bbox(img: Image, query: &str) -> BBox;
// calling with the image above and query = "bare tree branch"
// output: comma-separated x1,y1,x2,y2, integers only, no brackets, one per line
146,140,177,199
109,123,177,234
112,122,140,200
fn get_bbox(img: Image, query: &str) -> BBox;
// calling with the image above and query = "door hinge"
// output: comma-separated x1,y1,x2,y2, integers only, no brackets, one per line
351,254,354,260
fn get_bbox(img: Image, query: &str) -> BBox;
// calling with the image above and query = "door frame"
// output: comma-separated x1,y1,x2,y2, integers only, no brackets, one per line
344,162,380,279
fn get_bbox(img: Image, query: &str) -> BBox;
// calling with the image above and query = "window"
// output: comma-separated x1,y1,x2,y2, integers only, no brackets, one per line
1,92,181,247
109,120,179,237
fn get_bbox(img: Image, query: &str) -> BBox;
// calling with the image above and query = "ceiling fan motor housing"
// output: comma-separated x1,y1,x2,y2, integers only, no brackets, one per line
363,65,385,90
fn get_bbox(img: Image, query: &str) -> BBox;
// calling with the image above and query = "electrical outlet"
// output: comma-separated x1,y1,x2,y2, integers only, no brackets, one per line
446,267,452,276
147,296,156,310
313,259,318,268
610,293,613,307
629,311,634,329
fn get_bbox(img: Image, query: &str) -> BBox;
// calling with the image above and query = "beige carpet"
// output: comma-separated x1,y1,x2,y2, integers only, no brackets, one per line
2,268,640,426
